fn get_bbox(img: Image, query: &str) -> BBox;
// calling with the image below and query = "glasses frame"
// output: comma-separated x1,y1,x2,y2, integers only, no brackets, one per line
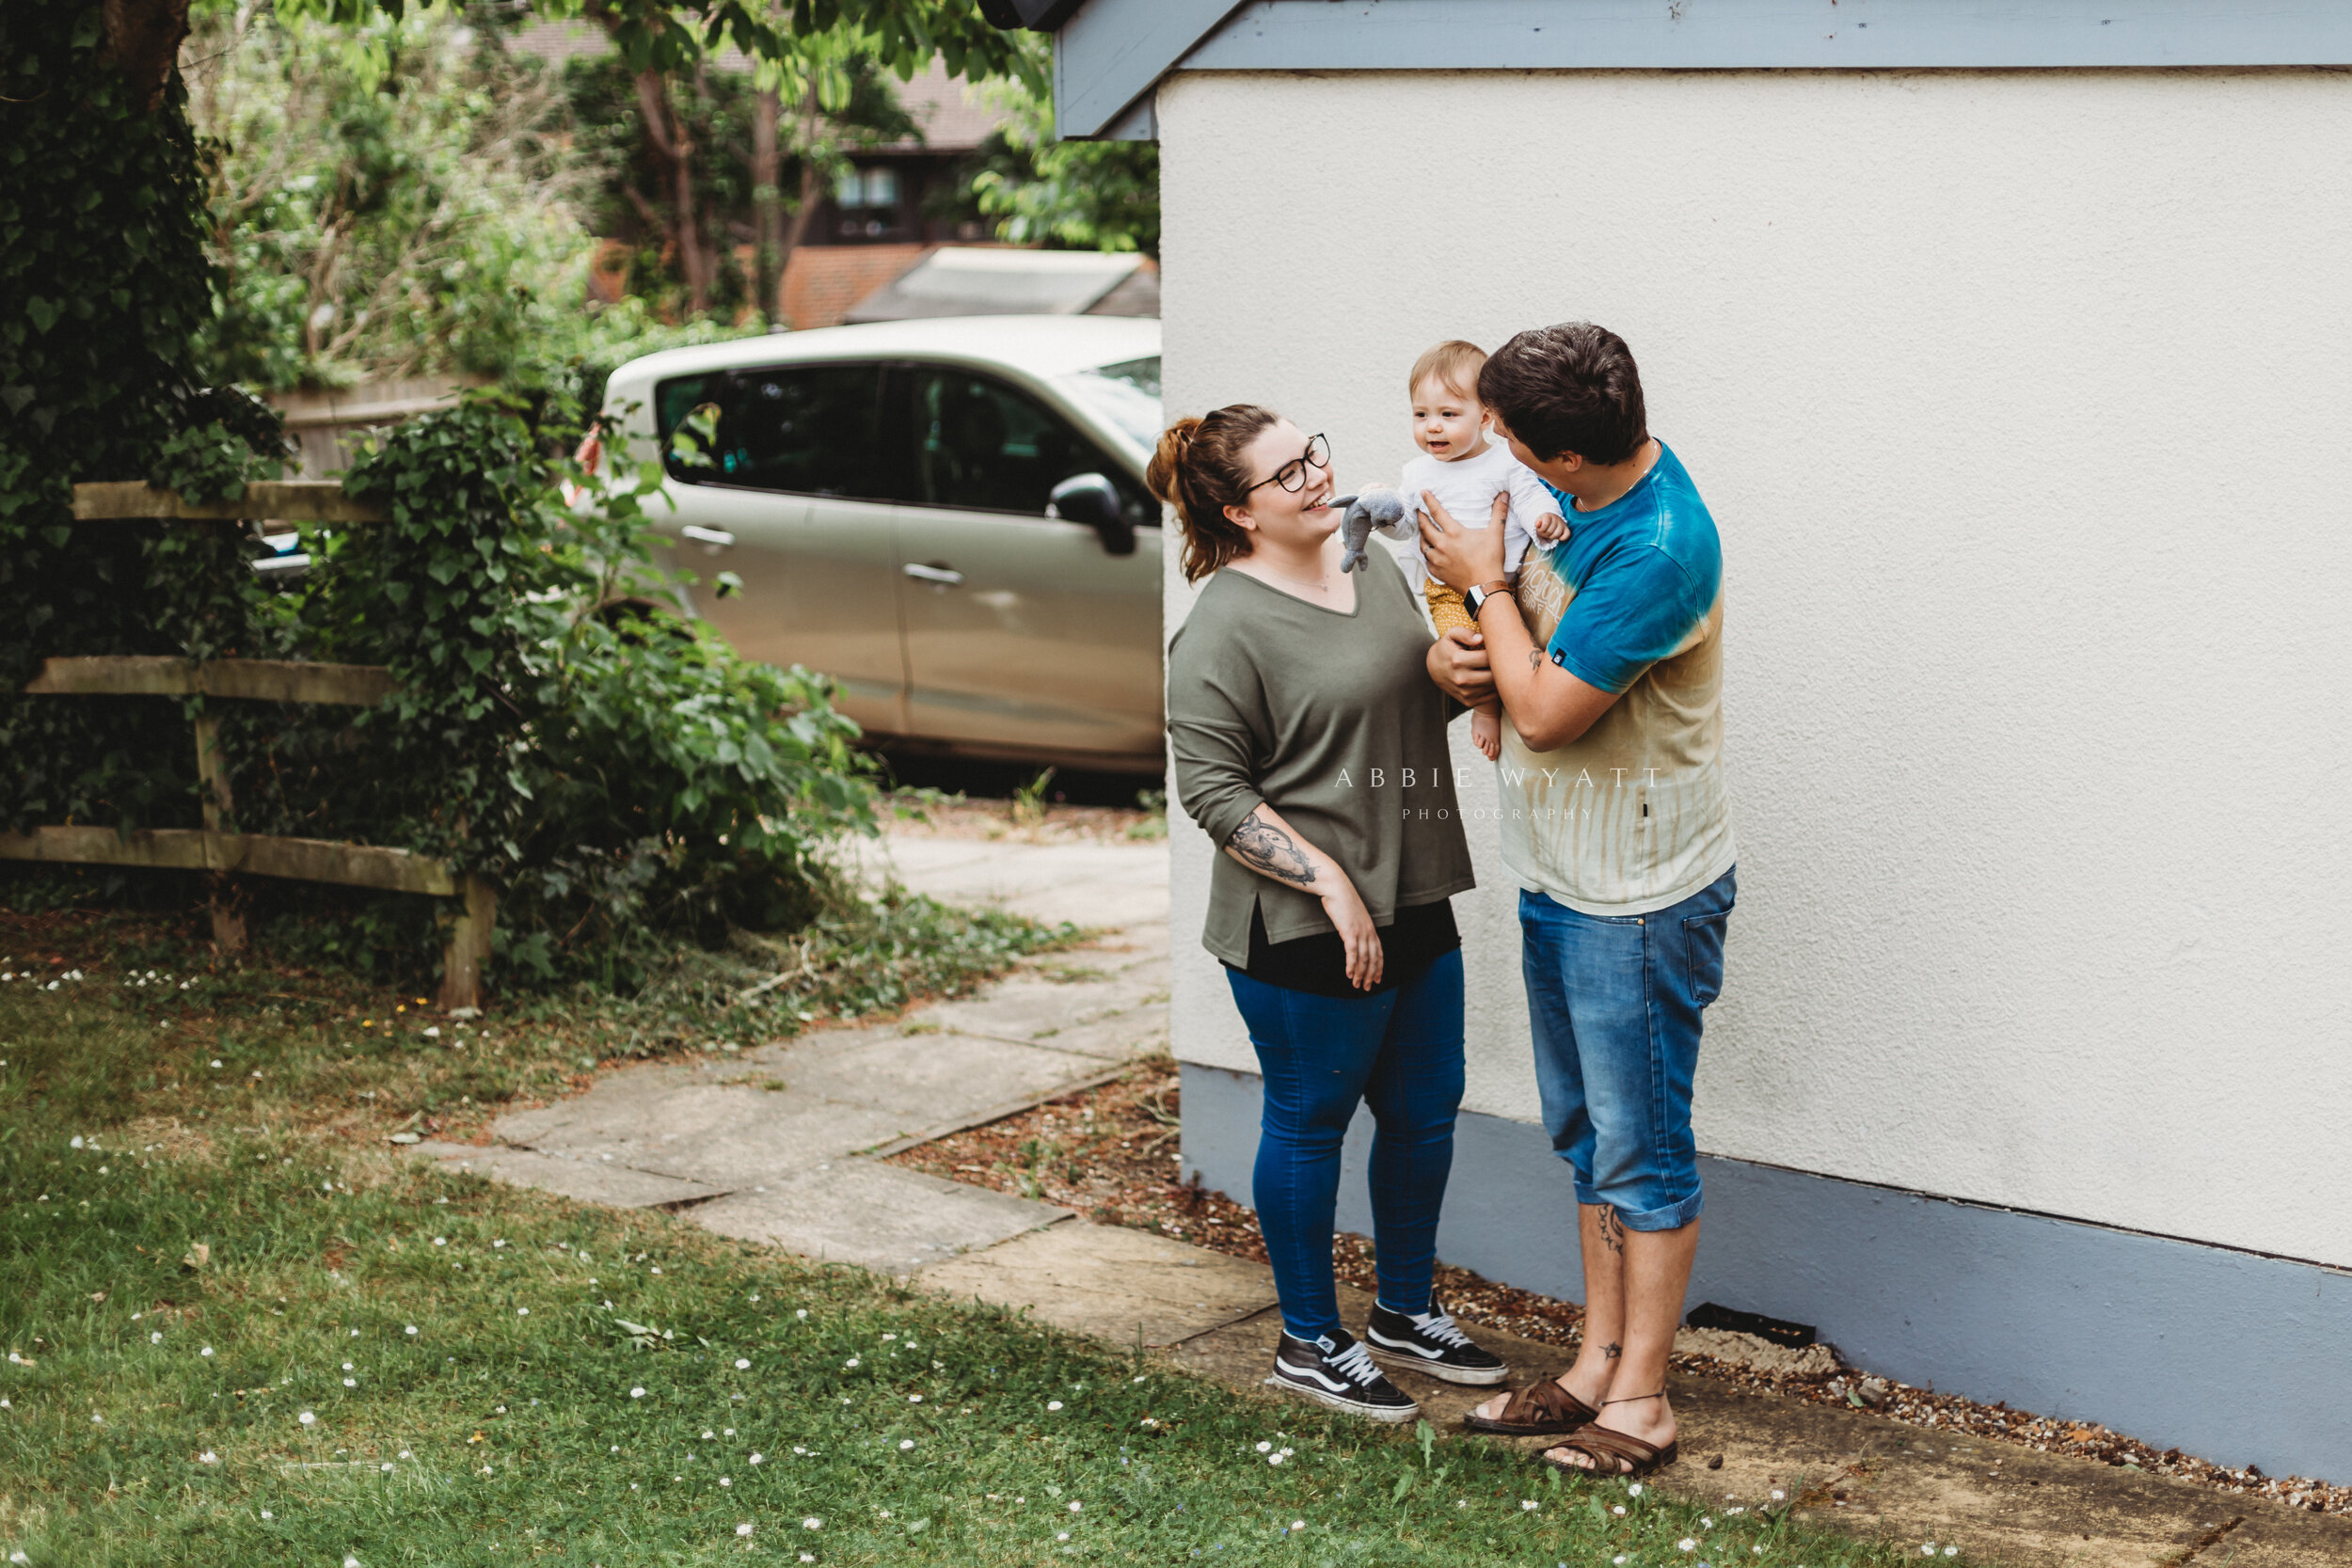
1241,433,1331,496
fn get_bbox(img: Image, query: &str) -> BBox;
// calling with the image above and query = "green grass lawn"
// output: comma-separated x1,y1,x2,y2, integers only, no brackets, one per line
0,907,1979,1567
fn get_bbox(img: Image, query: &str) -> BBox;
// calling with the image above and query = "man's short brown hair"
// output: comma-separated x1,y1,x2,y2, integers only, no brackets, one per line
1477,323,1647,466
1409,340,1486,402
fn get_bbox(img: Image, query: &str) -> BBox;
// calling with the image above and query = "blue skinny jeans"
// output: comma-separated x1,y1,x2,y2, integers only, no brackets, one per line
1225,949,1466,1341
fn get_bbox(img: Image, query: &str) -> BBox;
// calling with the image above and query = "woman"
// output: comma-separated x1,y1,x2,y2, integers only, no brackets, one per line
1155,405,1510,1422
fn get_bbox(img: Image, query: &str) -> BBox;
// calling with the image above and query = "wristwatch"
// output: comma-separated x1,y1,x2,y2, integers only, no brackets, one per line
1463,578,1514,619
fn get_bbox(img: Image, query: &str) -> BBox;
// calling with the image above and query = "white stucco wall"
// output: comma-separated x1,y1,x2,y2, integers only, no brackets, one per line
1158,68,2352,1268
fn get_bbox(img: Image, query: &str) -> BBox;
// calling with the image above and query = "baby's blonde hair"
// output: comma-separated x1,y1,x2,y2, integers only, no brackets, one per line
1409,340,1486,403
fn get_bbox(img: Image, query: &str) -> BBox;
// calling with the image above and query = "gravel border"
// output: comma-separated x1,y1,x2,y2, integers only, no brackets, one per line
888,1059,2349,1518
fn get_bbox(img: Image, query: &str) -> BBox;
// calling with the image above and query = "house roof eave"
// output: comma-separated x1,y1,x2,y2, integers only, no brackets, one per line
1051,0,2352,143
1054,0,1242,140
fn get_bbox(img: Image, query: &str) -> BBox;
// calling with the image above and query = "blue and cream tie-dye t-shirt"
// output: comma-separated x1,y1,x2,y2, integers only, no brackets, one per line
1500,440,1735,914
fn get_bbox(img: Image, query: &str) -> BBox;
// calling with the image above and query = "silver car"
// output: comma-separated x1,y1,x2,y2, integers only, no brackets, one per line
596,316,1165,771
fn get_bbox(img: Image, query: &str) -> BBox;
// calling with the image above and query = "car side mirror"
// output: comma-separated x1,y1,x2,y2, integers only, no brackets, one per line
1048,472,1135,556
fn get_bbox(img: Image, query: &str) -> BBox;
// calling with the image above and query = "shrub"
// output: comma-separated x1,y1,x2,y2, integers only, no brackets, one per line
262,388,882,982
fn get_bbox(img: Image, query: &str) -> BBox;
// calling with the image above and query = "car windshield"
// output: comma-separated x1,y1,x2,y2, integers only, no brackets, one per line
1056,356,1162,449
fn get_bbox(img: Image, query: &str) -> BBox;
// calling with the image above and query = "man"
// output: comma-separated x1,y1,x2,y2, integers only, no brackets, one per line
1418,321,1735,1480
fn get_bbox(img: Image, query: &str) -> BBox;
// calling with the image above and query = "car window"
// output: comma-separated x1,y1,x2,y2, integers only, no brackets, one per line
1093,356,1161,398
909,367,1155,526
655,374,717,453
1057,361,1163,450
656,364,884,497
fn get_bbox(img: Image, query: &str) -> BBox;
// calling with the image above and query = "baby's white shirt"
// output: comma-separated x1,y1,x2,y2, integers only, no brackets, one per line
1391,443,1563,593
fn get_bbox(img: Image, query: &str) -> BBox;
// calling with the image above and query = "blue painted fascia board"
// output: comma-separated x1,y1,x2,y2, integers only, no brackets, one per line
1056,0,1244,139
1057,0,2352,138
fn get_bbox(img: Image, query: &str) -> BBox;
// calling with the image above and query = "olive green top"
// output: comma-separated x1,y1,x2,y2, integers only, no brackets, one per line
1167,545,1476,969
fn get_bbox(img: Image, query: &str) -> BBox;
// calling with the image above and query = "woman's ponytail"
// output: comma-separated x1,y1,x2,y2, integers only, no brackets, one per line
1146,416,1203,529
1148,404,1279,583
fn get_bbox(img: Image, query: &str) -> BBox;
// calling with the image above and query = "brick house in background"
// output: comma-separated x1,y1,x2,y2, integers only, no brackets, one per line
511,25,1088,325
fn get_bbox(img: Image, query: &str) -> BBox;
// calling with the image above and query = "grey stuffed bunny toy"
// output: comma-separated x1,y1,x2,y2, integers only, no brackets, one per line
1328,486,1417,574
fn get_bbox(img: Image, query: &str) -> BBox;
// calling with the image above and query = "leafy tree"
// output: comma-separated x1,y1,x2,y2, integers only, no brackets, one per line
281,0,1032,85
191,3,596,391
285,0,1042,320
562,40,914,324
961,36,1159,257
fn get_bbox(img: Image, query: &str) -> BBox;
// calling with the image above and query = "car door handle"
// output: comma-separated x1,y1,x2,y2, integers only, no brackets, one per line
902,562,964,586
680,525,736,547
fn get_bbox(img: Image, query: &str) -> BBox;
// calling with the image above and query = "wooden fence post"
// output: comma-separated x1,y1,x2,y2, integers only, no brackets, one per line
191,708,246,952
437,874,497,1011
28,485,501,1010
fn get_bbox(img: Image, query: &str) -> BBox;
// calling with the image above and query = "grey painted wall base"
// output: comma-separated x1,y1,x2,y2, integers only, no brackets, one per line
1180,1062,2352,1485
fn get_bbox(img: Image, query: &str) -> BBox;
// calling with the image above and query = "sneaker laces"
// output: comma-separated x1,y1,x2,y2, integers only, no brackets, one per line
1326,1337,1384,1388
1412,1310,1475,1351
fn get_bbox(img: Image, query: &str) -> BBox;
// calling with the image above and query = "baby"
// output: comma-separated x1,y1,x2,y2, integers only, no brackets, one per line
1394,340,1569,761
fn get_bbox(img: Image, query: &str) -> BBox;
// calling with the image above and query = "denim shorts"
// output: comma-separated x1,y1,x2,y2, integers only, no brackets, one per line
1519,865,1734,1232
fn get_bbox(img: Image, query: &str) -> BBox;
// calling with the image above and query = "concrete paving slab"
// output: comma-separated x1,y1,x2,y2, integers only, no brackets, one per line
862,1062,1136,1162
913,970,1168,1049
863,837,1170,930
1024,1006,1169,1062
464,823,1179,1296
408,1141,726,1209
993,879,1168,931
494,1082,907,1186
1081,919,1170,962
858,836,1009,877
917,1220,1279,1348
691,1160,1071,1275
746,1029,1123,1123
1050,949,1171,991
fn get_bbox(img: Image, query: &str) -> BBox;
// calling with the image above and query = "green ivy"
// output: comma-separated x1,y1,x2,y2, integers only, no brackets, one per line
218,388,882,983
0,4,880,986
0,1,289,834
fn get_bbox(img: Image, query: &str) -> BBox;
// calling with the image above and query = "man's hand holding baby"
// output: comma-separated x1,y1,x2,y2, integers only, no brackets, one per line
1417,491,1512,592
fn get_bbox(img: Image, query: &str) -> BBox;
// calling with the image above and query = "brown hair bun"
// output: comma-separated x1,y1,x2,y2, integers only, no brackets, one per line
1148,404,1281,583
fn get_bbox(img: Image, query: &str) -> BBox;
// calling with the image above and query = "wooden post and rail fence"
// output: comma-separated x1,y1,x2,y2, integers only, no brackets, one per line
0,481,496,1007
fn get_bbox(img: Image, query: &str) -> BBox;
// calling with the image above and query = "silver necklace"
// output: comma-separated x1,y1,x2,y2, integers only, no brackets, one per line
1253,555,1331,593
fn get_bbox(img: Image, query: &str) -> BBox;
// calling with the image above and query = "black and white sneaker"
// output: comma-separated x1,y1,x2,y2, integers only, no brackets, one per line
1363,1300,1510,1386
1265,1327,1421,1422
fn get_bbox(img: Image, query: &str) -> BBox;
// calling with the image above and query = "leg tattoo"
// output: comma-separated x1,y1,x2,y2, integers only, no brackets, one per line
1597,1205,1625,1256
1226,816,1317,887
1602,1341,1621,1360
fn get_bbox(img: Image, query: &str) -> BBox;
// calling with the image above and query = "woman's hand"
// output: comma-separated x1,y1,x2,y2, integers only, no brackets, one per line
1418,491,1511,591
1320,874,1386,990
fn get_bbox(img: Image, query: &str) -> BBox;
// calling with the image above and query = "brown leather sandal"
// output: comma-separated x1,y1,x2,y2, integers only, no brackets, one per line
1534,1425,1679,1478
1460,1377,1598,1437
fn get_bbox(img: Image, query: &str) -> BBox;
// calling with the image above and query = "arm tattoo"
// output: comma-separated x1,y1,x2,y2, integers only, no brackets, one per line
1597,1205,1626,1255
1226,816,1317,887
1602,1341,1622,1360
1527,648,1543,672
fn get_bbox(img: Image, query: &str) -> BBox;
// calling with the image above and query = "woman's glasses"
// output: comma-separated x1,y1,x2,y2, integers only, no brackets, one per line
1243,433,1330,495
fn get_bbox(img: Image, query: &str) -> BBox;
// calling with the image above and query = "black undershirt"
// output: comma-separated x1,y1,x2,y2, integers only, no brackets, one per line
1224,897,1460,998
